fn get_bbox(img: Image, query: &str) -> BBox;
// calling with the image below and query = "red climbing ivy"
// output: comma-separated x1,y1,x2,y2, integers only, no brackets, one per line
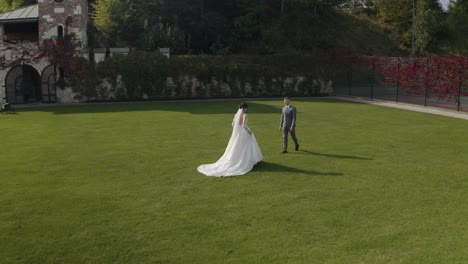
352,55,468,101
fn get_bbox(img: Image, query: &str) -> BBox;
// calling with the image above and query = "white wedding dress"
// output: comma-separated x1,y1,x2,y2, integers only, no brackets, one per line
198,109,263,177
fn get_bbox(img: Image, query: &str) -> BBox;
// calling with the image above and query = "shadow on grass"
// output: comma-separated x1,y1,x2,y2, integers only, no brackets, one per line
297,98,361,104
13,97,359,115
299,150,372,160
16,101,283,115
253,161,343,176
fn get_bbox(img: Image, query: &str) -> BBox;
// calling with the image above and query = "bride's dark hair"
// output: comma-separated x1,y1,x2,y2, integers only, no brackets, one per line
239,102,248,109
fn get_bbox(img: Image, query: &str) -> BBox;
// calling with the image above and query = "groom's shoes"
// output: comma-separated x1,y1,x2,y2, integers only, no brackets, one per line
281,150,287,154
295,145,299,151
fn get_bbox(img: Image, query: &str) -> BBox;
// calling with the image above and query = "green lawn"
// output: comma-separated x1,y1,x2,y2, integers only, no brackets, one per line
1,99,467,263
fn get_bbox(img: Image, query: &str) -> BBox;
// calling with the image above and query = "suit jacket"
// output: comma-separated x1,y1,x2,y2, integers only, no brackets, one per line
280,105,296,129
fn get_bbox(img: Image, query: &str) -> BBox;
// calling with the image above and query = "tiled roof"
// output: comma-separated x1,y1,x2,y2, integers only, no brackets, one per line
0,4,38,23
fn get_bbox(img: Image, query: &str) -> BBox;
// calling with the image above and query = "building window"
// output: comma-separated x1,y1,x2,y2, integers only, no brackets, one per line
57,26,63,38
54,0,64,3
4,22,39,41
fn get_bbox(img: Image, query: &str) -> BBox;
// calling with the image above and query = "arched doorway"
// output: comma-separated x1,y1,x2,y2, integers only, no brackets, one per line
41,65,58,103
5,64,41,104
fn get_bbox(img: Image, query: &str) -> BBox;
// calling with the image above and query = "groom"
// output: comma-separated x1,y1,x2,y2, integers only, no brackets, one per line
280,96,299,153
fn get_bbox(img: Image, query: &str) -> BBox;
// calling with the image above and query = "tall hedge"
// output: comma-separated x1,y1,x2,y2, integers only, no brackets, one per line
76,51,344,100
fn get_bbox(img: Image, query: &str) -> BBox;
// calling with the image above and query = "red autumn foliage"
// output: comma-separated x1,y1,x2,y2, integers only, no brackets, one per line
352,56,468,101
41,32,86,89
41,34,81,74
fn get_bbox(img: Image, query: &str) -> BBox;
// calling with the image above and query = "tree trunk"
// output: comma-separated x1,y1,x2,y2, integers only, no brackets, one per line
200,0,204,18
281,0,286,16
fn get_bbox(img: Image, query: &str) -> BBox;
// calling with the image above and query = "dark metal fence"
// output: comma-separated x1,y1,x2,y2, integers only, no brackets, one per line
334,56,468,112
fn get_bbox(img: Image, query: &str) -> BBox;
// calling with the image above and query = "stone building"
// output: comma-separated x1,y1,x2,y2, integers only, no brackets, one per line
0,0,88,104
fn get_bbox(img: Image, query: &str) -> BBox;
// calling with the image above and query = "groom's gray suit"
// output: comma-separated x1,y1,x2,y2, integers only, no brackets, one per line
280,104,299,152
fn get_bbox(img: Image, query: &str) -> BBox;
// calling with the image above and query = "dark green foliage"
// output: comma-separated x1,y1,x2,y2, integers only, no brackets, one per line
81,52,345,100
5,0,466,56
414,0,445,55
85,0,405,55
70,58,100,99
88,0,462,56
0,0,36,12
103,51,169,99
445,0,468,53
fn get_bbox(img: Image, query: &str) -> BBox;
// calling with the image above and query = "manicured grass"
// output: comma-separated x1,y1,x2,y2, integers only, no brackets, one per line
1,99,467,263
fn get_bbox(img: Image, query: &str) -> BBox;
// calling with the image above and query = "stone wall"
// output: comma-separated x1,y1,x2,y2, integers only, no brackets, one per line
1,70,333,104
0,70,5,102
38,0,87,48
56,87,78,103
0,41,50,103
0,41,40,64
159,75,333,98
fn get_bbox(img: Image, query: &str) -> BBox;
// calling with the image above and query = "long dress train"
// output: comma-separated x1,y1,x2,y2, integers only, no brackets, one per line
197,109,263,177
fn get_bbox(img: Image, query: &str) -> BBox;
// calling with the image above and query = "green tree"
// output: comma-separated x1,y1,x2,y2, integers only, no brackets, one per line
446,0,468,53
374,0,413,51
0,0,36,12
414,0,444,54
91,0,123,45
448,0,468,13
140,17,189,54
91,0,160,47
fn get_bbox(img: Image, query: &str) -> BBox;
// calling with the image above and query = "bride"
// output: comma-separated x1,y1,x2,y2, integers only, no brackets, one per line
198,102,263,177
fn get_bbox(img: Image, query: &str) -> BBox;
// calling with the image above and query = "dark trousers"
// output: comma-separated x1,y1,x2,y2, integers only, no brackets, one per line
283,127,298,151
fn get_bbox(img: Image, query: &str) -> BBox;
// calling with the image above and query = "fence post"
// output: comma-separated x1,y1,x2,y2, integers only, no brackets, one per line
457,65,463,112
349,58,352,96
371,59,375,99
396,57,400,103
424,57,429,107
52,64,57,104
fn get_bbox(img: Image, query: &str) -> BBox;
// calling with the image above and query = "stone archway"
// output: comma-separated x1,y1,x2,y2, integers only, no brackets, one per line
5,64,41,104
